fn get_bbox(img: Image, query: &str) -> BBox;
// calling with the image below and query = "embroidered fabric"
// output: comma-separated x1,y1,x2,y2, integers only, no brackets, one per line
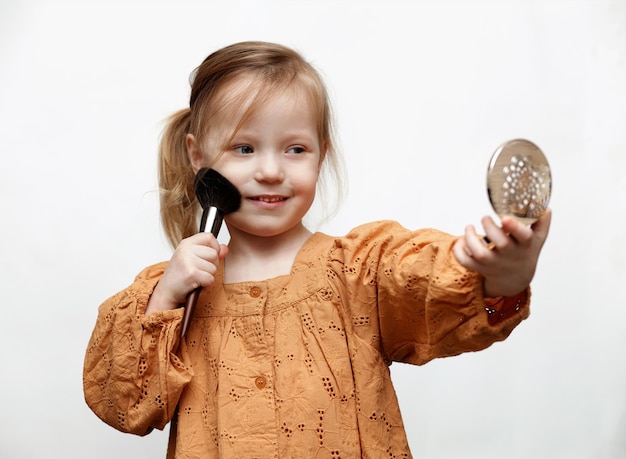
83,221,529,458
484,290,529,326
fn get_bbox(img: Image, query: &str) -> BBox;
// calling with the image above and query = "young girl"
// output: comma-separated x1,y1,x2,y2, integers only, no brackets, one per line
83,41,551,458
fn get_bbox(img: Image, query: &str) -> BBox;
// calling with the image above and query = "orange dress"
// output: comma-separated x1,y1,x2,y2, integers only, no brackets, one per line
83,221,529,458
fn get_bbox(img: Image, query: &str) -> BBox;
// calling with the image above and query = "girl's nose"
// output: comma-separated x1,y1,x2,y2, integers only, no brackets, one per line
254,152,285,183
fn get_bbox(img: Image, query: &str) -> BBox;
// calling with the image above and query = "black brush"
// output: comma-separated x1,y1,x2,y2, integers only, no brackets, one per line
180,168,241,338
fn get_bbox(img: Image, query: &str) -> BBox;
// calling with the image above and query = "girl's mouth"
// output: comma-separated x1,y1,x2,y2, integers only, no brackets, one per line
247,195,289,209
251,196,287,203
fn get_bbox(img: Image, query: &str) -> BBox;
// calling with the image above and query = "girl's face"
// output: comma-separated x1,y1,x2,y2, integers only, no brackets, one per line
187,81,323,240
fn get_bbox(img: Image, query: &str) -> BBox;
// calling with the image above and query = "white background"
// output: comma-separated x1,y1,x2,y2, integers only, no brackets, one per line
1,1,625,457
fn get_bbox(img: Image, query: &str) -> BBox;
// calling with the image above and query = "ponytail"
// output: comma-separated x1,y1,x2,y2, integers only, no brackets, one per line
158,108,198,248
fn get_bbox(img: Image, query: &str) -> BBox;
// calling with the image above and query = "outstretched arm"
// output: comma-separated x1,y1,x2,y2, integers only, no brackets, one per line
452,209,552,298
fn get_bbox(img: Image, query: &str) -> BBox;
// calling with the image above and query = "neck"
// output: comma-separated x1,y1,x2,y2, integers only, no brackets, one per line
223,223,313,283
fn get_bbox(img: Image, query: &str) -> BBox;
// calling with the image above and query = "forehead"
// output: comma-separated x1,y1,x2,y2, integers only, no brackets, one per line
213,74,314,122
199,74,319,154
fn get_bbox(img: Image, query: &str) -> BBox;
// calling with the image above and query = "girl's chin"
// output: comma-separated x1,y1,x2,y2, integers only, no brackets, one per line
227,220,307,239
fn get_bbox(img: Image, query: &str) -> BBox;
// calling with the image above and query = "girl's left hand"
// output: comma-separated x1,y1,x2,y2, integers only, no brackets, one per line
452,209,552,297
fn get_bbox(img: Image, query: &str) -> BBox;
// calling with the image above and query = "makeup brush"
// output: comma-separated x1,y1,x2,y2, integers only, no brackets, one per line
180,168,241,338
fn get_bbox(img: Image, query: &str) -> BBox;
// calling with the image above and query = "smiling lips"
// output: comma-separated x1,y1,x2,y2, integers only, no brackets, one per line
256,195,286,202
249,195,288,205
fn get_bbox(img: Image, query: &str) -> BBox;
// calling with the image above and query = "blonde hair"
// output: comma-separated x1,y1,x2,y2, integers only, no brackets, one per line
158,41,344,248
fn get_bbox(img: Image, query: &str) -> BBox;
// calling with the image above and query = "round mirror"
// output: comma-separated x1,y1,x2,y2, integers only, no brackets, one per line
487,139,551,224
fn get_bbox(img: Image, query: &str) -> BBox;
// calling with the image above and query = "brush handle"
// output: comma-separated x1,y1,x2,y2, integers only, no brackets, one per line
180,287,201,338
180,206,224,338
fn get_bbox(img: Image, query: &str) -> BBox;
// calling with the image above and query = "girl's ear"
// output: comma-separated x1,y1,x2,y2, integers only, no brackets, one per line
186,134,203,172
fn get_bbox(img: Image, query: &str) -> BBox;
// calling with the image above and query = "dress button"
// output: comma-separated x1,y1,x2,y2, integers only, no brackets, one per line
254,376,267,389
249,286,261,298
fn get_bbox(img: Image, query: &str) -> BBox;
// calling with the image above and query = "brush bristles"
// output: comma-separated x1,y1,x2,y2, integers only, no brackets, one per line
194,168,242,214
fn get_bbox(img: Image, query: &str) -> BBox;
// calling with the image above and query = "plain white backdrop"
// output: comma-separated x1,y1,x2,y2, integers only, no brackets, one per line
1,0,625,457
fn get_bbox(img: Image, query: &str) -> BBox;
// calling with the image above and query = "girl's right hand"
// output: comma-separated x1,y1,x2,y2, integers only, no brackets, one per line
145,233,229,315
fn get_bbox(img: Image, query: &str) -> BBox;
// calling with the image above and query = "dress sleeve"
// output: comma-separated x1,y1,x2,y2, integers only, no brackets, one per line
83,262,193,435
329,221,530,366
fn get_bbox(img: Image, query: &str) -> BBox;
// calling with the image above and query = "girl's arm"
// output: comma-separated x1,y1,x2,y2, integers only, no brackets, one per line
329,221,538,366
83,263,193,435
84,232,227,434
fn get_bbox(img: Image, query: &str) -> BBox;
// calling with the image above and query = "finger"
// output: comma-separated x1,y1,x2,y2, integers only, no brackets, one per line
531,208,552,242
190,253,219,288
501,216,533,245
188,231,221,250
193,246,220,267
218,244,230,260
464,224,496,262
481,216,507,250
452,237,478,269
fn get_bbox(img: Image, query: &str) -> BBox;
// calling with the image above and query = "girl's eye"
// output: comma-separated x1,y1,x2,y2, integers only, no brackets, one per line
287,146,306,154
234,145,254,154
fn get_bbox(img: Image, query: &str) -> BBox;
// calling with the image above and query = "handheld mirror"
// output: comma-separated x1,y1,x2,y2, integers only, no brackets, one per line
487,139,551,224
